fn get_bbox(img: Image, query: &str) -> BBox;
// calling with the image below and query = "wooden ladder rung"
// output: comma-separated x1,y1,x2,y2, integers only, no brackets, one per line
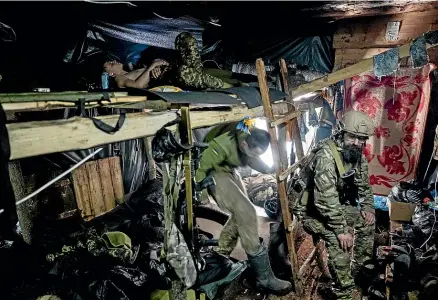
279,160,301,181
270,111,301,127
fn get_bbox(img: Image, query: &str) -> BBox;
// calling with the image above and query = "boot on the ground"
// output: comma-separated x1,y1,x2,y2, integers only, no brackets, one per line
247,245,293,296
268,222,292,280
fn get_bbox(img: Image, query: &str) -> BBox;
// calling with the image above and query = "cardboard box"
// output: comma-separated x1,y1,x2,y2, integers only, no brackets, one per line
388,201,417,221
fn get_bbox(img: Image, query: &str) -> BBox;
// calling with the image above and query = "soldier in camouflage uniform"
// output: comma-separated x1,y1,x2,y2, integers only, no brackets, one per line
104,32,231,90
173,32,232,90
293,111,376,299
195,122,292,295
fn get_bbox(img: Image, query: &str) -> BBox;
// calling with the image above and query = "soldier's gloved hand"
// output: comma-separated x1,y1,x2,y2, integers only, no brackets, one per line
337,233,354,252
199,190,210,205
361,211,375,225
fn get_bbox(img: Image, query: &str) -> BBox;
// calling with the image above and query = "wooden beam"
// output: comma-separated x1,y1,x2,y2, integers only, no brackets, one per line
291,36,438,99
304,1,438,20
280,59,305,161
0,96,174,112
256,58,301,294
0,91,129,103
270,111,301,128
7,103,290,160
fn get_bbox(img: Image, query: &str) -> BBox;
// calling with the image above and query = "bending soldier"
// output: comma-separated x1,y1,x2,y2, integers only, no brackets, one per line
195,121,293,295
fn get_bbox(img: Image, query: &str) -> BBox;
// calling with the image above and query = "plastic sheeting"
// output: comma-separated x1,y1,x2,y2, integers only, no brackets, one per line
64,16,207,66
249,36,333,74
45,107,149,195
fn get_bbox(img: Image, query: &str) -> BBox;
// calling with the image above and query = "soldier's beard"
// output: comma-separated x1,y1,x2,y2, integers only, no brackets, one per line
342,145,362,163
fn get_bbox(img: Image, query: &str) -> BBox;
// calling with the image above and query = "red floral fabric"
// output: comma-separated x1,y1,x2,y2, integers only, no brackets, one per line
344,63,436,195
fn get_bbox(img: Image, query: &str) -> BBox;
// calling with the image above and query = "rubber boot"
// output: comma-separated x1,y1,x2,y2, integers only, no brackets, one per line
247,245,293,296
268,222,292,280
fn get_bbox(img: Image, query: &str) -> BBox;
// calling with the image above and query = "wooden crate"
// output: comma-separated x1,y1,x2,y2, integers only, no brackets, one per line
71,156,124,220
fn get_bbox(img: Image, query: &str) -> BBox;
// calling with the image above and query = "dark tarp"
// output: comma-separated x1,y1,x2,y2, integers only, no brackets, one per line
140,86,288,109
64,16,213,67
249,36,333,74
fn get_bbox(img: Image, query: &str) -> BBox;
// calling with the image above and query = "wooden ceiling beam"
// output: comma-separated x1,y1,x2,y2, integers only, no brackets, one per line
303,1,438,20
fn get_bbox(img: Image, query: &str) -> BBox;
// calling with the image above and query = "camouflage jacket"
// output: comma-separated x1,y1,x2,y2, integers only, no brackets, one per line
195,123,273,183
305,138,374,235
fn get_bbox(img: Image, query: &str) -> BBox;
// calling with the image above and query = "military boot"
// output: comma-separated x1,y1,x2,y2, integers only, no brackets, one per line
268,222,292,280
247,245,293,295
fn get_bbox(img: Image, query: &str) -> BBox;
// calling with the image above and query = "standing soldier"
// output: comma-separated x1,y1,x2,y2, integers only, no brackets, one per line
288,110,376,299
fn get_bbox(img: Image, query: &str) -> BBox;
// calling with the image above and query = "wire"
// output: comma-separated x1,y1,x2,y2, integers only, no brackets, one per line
152,12,174,20
202,60,222,70
0,147,104,215
417,175,438,249
0,21,16,42
84,0,137,7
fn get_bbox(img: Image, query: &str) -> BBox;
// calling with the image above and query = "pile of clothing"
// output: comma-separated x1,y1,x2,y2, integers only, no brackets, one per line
380,181,438,300
243,173,280,219
0,178,247,300
0,179,170,300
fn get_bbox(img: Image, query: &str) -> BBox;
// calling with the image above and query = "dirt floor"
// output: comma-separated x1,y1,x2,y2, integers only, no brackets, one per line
197,203,334,300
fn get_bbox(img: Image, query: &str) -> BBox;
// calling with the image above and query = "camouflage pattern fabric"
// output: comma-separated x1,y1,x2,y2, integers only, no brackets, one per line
166,223,197,288
294,138,375,300
302,206,374,299
46,228,133,265
174,32,225,90
212,171,260,256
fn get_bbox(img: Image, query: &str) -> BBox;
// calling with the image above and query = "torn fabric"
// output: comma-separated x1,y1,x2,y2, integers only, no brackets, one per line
410,36,429,69
374,48,399,77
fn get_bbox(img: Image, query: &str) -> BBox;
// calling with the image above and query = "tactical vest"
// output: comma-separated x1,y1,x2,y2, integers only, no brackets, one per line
289,138,356,220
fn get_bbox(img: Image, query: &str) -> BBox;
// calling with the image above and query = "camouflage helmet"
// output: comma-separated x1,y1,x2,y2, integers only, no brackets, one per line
340,110,374,138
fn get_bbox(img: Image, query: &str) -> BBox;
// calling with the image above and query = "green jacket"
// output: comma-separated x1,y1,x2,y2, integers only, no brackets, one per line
195,123,273,183
305,139,374,235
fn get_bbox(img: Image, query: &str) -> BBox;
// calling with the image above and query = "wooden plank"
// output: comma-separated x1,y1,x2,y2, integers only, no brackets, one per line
292,38,438,100
108,156,124,204
270,111,301,127
280,59,304,160
279,160,301,182
334,10,438,49
0,91,129,103
97,158,116,211
335,46,438,69
86,161,106,217
334,48,392,70
181,106,194,243
305,2,438,20
143,136,157,180
71,165,93,219
6,103,286,160
1,97,171,112
256,58,301,294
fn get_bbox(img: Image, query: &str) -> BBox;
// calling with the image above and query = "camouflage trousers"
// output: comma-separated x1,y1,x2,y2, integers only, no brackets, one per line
211,171,260,256
302,206,375,300
174,32,225,90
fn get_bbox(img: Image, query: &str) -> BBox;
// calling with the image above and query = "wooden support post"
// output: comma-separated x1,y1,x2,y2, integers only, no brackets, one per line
144,136,157,180
181,106,194,247
256,58,301,294
280,59,305,160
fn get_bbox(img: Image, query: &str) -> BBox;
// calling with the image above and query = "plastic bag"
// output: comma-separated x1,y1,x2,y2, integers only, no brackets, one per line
387,180,431,204
197,252,233,286
412,205,438,236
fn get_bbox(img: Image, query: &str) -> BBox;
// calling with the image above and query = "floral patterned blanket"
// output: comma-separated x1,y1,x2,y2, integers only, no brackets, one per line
344,63,436,196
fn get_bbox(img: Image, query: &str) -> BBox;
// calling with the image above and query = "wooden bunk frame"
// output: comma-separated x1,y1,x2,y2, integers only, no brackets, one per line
1,33,437,297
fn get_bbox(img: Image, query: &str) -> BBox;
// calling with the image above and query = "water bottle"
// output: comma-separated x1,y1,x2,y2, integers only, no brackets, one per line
101,72,109,90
